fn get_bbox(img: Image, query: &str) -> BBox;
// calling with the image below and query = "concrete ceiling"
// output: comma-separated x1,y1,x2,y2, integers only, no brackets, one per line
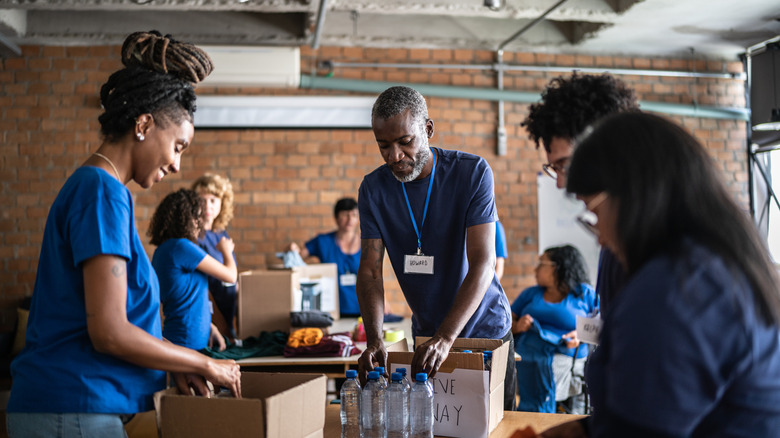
0,0,778,60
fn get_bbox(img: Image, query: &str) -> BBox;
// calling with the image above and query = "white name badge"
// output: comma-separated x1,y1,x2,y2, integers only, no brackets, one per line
404,254,434,274
339,273,357,286
576,315,603,345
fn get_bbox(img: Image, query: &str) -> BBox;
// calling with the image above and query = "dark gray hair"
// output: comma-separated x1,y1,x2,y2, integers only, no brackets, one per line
371,86,429,128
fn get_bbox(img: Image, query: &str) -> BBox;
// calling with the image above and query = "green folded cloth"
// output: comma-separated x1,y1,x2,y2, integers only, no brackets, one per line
201,330,288,360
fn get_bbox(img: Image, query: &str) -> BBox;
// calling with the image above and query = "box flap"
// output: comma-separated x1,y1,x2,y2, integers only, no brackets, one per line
246,373,327,438
155,390,264,438
154,372,327,438
386,338,410,352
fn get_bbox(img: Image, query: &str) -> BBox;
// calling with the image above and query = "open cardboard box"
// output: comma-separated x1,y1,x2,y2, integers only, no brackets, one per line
154,372,327,438
387,337,509,438
237,264,338,339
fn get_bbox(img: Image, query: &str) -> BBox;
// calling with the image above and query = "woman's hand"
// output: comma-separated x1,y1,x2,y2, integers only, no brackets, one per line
216,236,235,255
203,358,242,398
209,323,227,351
561,330,580,349
513,314,534,334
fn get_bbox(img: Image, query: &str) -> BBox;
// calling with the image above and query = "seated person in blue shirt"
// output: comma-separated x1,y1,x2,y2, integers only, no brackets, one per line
540,113,780,437
512,244,597,413
149,189,237,352
288,197,362,317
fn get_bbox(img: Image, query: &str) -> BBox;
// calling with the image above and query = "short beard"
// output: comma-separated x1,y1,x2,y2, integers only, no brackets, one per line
393,147,430,183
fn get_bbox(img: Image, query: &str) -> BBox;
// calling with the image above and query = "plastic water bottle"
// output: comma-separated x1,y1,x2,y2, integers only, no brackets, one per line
362,371,387,438
397,367,412,392
387,372,409,438
340,370,361,438
483,350,493,372
410,373,434,438
374,366,388,389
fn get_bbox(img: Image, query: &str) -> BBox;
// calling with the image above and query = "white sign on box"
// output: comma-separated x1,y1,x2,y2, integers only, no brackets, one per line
390,365,490,438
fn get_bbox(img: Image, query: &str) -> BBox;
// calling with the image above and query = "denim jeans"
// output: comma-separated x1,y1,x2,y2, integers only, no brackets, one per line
6,412,128,438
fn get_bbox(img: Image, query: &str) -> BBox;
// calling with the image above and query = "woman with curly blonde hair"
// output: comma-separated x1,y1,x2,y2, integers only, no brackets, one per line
191,173,238,339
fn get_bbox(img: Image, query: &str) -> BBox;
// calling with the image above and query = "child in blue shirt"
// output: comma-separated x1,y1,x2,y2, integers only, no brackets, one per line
149,189,237,351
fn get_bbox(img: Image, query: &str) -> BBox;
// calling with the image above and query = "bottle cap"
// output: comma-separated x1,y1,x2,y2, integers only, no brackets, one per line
346,369,357,378
374,366,385,374
368,371,379,380
415,372,428,382
391,372,403,382
483,351,493,358
462,350,472,353
397,367,407,376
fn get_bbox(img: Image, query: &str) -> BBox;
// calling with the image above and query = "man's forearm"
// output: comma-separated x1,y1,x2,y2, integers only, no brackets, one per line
435,263,492,342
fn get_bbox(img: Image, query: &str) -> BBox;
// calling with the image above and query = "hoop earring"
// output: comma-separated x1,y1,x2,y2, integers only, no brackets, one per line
136,133,145,141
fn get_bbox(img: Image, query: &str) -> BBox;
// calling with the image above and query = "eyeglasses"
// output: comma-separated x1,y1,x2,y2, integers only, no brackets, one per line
576,192,608,237
541,159,569,180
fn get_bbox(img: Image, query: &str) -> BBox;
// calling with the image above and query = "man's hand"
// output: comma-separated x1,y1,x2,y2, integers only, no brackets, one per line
411,335,454,379
357,343,387,386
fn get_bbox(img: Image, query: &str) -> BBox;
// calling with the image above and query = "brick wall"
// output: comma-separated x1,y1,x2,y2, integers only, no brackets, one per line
0,44,747,332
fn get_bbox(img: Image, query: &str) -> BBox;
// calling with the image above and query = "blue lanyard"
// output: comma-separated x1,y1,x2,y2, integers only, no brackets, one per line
401,148,436,254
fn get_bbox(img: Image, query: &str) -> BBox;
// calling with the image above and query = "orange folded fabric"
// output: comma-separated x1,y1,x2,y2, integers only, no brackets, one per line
287,327,324,348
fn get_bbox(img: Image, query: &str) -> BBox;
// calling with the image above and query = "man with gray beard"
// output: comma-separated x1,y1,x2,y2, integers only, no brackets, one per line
356,86,516,410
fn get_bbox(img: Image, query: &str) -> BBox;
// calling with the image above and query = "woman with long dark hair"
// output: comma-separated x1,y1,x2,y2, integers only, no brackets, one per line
512,245,597,413
541,112,780,437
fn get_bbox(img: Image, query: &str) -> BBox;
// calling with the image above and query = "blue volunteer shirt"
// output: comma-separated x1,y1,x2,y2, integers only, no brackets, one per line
153,238,211,350
8,167,166,414
305,232,361,316
359,147,511,339
511,284,598,358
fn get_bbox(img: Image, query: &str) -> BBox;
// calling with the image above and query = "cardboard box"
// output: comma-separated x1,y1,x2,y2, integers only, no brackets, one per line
237,264,338,338
387,337,509,438
154,372,327,438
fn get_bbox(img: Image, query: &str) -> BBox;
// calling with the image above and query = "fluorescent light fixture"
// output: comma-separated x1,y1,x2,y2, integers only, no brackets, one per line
753,108,780,131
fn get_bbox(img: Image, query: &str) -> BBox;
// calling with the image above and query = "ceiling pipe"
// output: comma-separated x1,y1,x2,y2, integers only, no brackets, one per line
299,74,749,121
324,61,743,80
311,0,329,50
494,0,568,155
498,0,569,51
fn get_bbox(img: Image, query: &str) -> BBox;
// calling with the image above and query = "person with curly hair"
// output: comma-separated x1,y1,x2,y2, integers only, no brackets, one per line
511,245,598,413
522,72,639,311
149,188,236,353
191,174,239,339
6,31,241,437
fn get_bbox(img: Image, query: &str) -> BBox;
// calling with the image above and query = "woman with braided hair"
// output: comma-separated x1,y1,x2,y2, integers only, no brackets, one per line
7,31,241,437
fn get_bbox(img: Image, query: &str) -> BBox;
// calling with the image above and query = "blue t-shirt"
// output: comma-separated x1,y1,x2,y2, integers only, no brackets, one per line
197,231,237,306
510,284,597,358
495,221,508,258
595,247,627,312
305,231,361,316
152,238,210,350
8,167,166,414
359,147,511,339
588,240,780,437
